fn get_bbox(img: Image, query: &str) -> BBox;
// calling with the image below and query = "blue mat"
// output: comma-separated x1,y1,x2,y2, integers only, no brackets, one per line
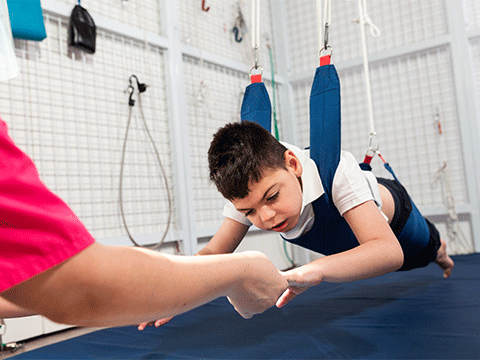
12,253,480,359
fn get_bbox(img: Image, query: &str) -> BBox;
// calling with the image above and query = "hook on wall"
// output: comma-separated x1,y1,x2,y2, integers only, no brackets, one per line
232,5,246,43
201,0,210,12
232,26,243,42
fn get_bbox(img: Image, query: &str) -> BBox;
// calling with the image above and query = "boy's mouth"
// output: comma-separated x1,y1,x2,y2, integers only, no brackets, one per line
271,219,288,232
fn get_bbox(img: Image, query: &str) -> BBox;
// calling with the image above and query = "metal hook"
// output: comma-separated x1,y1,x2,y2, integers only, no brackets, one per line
201,0,210,12
253,46,259,69
129,75,147,93
127,85,135,107
232,26,243,42
434,108,442,135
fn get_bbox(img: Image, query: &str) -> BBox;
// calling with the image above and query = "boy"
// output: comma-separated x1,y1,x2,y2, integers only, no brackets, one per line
204,120,454,308
139,119,454,329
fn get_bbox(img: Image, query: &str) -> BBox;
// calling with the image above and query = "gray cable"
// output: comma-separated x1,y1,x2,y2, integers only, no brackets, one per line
119,84,172,250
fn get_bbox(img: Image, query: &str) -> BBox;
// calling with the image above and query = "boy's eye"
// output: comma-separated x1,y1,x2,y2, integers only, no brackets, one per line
245,210,254,217
267,192,279,202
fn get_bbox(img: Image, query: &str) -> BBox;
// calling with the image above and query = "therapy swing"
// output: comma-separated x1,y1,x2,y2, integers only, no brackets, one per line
240,0,435,271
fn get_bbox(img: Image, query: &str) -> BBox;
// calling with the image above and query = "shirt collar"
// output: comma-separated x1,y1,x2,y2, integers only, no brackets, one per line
280,142,324,210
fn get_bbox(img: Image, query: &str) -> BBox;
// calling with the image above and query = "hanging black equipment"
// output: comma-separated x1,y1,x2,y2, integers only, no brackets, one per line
69,2,96,54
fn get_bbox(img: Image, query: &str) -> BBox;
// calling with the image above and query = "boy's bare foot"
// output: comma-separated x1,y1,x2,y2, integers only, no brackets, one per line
435,239,454,278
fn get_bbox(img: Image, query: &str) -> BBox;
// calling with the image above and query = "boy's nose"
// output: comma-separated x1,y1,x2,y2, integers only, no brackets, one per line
259,206,275,223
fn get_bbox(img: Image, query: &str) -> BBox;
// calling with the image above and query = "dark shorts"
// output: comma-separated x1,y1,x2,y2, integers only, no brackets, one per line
377,177,441,271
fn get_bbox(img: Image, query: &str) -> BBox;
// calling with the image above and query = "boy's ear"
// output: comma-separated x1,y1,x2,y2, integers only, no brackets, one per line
284,150,303,176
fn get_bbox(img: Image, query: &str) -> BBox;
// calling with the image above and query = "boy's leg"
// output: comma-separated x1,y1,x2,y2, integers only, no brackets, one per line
377,177,454,276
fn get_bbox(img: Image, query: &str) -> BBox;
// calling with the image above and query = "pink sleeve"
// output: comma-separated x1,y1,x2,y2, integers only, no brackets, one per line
0,119,95,292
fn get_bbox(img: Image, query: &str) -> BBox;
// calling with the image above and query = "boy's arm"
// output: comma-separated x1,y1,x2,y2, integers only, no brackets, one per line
197,218,249,255
277,200,403,307
1,242,287,326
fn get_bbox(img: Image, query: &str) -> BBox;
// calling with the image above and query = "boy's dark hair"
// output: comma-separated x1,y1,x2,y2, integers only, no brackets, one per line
208,121,288,200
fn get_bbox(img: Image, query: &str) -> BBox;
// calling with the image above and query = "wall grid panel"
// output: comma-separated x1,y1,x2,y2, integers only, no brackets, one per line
0,14,175,244
178,0,274,69
52,0,163,36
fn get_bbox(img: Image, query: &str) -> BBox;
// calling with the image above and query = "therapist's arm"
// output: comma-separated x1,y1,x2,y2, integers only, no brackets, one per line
0,296,35,318
1,242,287,327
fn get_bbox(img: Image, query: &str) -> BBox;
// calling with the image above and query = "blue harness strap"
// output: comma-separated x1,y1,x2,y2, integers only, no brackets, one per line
309,65,341,201
282,65,358,255
240,82,272,133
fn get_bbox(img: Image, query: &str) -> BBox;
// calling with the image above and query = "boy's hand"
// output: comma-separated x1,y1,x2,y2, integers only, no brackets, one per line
276,265,322,308
138,316,173,331
227,251,288,319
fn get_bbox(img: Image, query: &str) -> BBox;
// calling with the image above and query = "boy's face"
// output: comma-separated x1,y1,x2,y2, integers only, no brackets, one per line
232,150,303,233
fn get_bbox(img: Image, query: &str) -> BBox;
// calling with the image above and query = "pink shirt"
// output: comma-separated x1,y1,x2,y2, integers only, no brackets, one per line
0,118,95,292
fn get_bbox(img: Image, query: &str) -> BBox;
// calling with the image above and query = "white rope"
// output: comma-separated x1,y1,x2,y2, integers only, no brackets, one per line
316,0,322,50
316,0,331,51
324,0,331,35
251,0,260,68
357,0,380,147
432,110,471,251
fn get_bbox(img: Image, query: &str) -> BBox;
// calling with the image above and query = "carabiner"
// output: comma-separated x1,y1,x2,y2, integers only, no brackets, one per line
367,131,379,153
324,23,330,50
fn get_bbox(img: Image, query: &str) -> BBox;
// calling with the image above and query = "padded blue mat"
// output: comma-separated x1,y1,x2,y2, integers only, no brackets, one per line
11,253,480,359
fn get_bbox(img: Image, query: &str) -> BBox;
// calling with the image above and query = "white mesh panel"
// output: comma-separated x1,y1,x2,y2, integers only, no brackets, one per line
0,14,173,241
178,0,274,69
284,0,448,77
464,0,480,30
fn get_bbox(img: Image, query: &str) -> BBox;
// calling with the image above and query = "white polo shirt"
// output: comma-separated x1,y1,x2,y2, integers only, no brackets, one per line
223,142,384,239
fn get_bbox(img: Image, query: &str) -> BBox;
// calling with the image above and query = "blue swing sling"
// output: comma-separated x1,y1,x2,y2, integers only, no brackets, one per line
240,54,436,271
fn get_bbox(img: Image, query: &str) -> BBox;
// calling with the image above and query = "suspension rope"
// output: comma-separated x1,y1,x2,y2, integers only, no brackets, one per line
317,0,332,65
355,0,382,164
358,0,379,136
251,0,260,69
267,45,279,141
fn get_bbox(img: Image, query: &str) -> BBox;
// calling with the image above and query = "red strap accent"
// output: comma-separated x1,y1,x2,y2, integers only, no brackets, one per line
250,74,262,83
363,155,373,164
320,55,331,66
378,153,387,164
